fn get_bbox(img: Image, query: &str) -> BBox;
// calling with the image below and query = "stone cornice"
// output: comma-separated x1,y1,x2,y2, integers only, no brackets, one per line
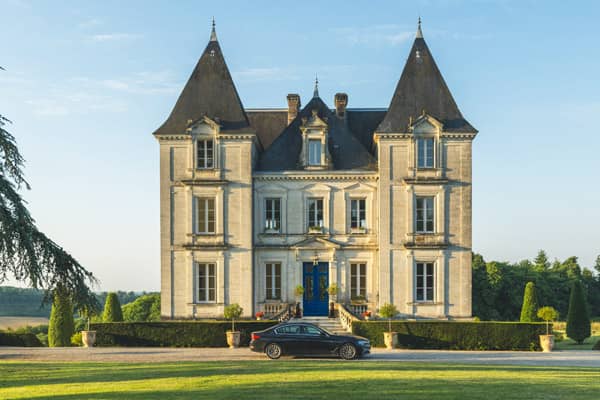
180,179,229,186
253,171,378,181
374,132,477,140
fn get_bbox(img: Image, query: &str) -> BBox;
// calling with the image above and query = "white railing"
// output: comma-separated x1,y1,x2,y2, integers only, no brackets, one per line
337,303,360,332
260,303,289,319
347,303,368,316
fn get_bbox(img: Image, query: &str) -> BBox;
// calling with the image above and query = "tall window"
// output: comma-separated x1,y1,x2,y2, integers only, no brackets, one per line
417,138,434,168
350,199,367,229
265,198,281,231
350,263,367,299
197,139,214,169
198,263,216,302
415,262,434,301
265,263,281,300
307,198,323,229
308,139,321,165
416,197,434,233
196,198,215,234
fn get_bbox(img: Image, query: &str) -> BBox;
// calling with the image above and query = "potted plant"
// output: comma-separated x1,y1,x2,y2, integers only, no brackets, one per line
294,285,304,318
327,283,339,318
351,295,366,305
537,306,558,352
379,303,398,350
223,303,243,348
78,304,98,348
255,311,265,321
362,310,372,321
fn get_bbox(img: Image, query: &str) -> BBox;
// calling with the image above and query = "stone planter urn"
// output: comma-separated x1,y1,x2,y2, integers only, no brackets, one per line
226,331,241,348
383,332,398,350
539,334,554,352
81,330,96,348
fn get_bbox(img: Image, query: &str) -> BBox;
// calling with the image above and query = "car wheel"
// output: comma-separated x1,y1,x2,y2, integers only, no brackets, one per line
265,343,282,359
339,343,357,360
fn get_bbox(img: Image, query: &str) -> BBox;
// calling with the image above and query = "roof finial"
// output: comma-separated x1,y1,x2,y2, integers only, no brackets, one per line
313,74,319,98
210,17,217,41
416,16,423,39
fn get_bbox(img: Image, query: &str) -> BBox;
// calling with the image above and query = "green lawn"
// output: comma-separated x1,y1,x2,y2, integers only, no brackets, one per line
1,361,599,400
553,332,600,351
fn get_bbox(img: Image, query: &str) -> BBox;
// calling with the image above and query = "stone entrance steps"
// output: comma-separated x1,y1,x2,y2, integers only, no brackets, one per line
299,316,348,335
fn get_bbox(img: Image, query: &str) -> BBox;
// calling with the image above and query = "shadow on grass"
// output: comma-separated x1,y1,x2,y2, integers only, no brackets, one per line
1,361,597,391
10,373,600,400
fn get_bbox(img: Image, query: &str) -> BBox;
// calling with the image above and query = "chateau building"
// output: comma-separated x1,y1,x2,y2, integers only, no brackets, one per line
153,21,477,319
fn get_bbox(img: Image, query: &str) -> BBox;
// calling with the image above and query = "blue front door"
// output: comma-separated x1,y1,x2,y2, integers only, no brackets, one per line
303,262,329,316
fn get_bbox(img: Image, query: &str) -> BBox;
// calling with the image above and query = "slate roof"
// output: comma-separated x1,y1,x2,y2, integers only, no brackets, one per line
153,29,249,136
256,96,376,171
376,34,477,134
246,110,288,150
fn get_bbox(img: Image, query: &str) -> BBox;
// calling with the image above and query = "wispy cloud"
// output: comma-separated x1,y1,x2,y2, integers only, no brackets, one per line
331,25,414,47
89,33,142,42
72,70,180,95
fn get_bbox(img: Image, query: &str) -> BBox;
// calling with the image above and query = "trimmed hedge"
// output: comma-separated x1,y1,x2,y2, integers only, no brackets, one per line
352,321,548,351
0,331,43,347
91,321,278,347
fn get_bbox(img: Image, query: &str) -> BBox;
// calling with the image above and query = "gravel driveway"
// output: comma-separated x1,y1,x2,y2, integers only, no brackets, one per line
1,347,598,367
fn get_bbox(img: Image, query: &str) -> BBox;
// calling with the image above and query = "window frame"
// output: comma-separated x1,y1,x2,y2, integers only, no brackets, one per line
415,196,435,233
197,262,216,303
307,198,324,229
308,139,322,166
196,139,214,169
264,198,281,232
350,198,367,230
416,137,435,169
350,263,367,300
265,262,282,301
415,262,434,302
196,197,216,234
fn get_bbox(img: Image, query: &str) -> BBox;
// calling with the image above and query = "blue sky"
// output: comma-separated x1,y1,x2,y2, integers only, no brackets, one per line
1,0,599,291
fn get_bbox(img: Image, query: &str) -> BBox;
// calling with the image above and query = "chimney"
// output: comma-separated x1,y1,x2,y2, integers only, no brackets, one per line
287,94,301,124
334,93,348,119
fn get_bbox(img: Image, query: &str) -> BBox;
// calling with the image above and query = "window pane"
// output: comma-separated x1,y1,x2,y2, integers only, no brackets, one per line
308,140,321,165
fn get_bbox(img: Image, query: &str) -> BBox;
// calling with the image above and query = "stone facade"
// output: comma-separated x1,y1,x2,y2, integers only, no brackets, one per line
154,22,477,320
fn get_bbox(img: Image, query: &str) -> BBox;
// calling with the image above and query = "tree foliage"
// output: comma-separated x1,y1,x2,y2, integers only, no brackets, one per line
566,280,591,344
48,287,74,347
122,293,161,322
378,302,398,333
102,292,123,322
537,306,558,335
472,252,600,321
519,282,539,322
0,105,97,310
223,303,243,332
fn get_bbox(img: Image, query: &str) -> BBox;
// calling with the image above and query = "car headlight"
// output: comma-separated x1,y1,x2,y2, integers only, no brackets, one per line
357,340,370,346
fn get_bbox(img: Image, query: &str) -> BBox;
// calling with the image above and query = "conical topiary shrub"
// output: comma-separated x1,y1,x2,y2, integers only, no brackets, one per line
520,282,539,322
48,287,75,347
102,292,124,322
566,280,591,344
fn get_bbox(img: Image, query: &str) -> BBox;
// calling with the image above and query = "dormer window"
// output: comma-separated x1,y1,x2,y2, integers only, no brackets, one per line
417,138,434,168
308,140,322,166
197,139,214,169
300,109,330,169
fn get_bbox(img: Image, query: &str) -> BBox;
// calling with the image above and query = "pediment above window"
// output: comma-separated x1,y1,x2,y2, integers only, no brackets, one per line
291,236,341,250
299,109,332,169
187,116,220,136
410,114,443,135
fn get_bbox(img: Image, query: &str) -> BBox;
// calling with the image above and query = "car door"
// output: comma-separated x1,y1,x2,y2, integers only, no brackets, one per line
275,324,304,355
299,325,332,355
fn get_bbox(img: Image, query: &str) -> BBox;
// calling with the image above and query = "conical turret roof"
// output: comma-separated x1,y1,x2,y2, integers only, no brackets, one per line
377,22,476,133
153,23,249,135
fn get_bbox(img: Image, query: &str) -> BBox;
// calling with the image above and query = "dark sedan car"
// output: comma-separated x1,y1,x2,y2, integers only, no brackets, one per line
250,322,370,360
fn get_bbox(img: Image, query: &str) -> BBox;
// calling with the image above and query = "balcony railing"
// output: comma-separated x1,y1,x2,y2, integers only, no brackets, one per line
259,302,290,319
404,233,447,248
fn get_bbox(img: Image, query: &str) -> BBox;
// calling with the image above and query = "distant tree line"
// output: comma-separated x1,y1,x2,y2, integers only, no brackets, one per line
0,287,151,317
473,251,600,321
